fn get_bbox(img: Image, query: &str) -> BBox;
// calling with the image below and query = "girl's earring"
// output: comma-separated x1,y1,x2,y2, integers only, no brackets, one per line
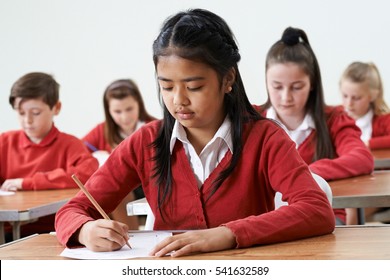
227,86,232,93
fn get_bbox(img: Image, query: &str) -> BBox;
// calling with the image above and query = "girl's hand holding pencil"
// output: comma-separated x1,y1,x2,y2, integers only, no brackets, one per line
71,174,132,252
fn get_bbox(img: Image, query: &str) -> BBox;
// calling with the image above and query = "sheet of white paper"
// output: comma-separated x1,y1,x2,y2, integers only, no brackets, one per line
60,231,172,259
0,190,15,196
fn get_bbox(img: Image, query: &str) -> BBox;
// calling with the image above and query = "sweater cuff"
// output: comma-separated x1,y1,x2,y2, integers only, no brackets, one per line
22,178,34,190
220,223,241,248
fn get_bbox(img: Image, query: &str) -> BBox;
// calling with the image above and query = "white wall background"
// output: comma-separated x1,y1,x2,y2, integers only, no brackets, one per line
1,0,389,137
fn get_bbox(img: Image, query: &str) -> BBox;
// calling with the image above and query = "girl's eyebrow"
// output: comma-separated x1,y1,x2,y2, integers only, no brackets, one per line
157,76,205,82
16,106,43,111
271,80,305,85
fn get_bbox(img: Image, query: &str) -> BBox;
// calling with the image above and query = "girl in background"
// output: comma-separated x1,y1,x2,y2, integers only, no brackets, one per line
254,27,374,225
340,61,390,224
82,79,156,229
83,79,155,154
340,62,390,149
56,9,334,257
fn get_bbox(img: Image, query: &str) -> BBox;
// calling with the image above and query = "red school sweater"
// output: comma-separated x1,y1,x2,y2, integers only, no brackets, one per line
0,125,99,235
254,105,374,223
82,122,112,153
254,105,373,179
0,125,98,190
297,106,373,180
55,119,335,249
370,113,390,150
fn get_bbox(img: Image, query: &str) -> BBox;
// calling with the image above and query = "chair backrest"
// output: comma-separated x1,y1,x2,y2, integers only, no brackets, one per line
126,197,154,230
274,172,333,209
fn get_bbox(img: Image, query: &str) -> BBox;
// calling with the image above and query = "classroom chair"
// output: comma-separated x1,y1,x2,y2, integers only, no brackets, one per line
274,172,332,208
126,198,154,230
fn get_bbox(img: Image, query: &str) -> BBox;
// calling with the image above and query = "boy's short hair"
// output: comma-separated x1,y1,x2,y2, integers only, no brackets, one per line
9,72,60,109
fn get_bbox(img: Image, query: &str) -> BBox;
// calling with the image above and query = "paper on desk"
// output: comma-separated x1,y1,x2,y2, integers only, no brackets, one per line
0,190,15,196
60,231,172,259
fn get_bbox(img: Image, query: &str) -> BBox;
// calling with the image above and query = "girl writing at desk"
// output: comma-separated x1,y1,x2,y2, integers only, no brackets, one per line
56,9,335,257
254,27,374,225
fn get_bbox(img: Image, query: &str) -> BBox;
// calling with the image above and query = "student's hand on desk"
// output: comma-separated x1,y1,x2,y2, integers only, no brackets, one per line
1,178,23,191
78,219,130,252
150,226,237,257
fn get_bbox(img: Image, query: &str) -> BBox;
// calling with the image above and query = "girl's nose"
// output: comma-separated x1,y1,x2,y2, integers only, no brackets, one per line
345,97,353,108
281,89,292,102
173,87,189,106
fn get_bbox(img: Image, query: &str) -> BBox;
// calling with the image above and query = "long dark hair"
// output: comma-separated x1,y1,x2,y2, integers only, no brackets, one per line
103,79,155,148
151,9,261,214
263,27,334,161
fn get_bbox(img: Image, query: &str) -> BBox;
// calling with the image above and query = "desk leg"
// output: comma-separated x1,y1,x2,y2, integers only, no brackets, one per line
357,208,366,225
12,222,21,241
0,222,5,244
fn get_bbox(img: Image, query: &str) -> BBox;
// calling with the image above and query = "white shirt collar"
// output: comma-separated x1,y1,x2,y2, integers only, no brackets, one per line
266,106,315,147
295,113,315,131
356,108,374,128
169,116,233,154
266,106,315,131
355,108,374,142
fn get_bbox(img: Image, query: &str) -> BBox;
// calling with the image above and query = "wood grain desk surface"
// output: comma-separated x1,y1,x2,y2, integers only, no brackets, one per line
1,226,389,260
330,171,390,208
0,188,79,212
372,149,390,169
0,188,80,244
372,149,390,159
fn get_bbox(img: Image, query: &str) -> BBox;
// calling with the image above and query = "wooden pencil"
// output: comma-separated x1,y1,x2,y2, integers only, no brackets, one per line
71,174,132,249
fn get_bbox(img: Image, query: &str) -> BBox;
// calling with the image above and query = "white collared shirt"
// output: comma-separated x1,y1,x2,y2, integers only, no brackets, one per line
267,107,315,148
169,116,233,188
355,109,373,142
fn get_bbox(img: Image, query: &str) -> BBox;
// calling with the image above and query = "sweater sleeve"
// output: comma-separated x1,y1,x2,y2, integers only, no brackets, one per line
369,135,390,150
369,114,390,150
309,109,374,180
55,127,146,247
224,125,335,248
82,123,108,152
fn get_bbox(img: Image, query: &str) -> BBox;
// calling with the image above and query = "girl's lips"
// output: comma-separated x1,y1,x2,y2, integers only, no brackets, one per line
279,105,294,109
176,111,194,120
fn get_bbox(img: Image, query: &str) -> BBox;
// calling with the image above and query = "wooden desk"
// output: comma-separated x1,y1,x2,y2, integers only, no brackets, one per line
0,226,389,260
330,171,390,209
329,171,390,224
372,149,390,170
0,188,79,244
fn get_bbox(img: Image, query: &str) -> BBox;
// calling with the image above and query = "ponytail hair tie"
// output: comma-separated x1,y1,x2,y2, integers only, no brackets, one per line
281,27,302,46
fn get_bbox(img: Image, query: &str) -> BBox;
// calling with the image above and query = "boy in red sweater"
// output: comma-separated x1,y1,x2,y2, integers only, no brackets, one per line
0,72,98,240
